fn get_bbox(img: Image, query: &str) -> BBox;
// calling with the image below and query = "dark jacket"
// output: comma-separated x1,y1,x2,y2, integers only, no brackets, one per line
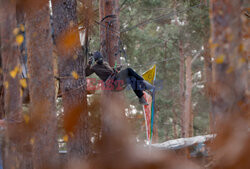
85,62,114,82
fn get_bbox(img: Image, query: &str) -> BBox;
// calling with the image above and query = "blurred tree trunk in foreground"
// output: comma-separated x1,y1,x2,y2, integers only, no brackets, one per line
25,2,58,169
0,0,22,130
203,42,214,132
0,27,4,119
209,2,249,168
0,0,23,168
241,6,249,94
52,0,90,158
210,0,248,122
99,0,120,67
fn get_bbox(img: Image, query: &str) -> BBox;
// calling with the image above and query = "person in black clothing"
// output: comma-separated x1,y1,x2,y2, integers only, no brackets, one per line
85,51,155,105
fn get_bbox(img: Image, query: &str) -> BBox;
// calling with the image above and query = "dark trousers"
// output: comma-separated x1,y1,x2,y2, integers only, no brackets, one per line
117,68,147,98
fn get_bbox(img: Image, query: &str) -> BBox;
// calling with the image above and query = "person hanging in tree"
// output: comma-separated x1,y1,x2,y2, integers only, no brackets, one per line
85,51,155,105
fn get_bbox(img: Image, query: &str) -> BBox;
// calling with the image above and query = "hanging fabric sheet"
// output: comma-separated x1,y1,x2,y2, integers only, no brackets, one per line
142,65,156,142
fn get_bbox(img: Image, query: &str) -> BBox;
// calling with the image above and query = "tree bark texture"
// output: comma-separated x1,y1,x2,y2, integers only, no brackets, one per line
0,0,24,168
209,0,248,122
0,0,22,123
25,2,58,169
99,0,120,67
51,0,91,158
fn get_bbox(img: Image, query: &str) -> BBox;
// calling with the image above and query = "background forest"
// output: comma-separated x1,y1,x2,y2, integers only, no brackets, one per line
87,0,211,142
0,0,249,169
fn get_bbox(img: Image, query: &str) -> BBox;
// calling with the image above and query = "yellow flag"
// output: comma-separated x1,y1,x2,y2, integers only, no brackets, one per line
142,64,156,84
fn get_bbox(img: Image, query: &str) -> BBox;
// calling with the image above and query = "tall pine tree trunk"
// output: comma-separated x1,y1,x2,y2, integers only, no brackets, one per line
179,40,185,137
99,0,120,67
0,0,23,168
99,0,105,56
25,2,58,169
51,0,90,158
183,55,192,137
